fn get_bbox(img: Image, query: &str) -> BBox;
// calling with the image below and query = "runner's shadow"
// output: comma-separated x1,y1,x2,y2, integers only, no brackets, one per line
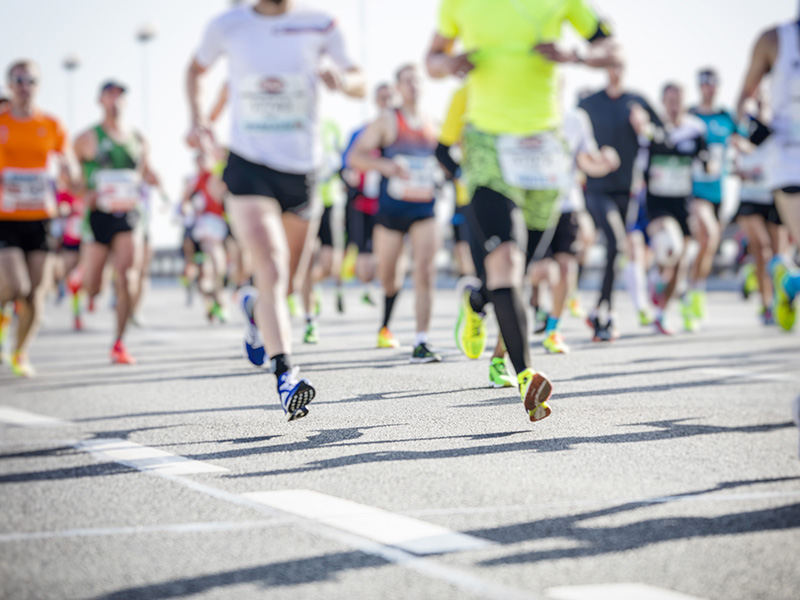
89,551,386,599
470,478,800,564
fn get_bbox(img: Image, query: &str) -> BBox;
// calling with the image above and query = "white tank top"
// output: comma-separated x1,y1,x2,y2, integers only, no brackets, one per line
768,21,800,189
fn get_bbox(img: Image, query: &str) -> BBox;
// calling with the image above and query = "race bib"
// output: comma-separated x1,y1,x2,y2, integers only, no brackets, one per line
387,155,438,202
1,168,54,214
496,133,569,191
239,74,309,134
95,169,142,214
649,156,693,198
694,143,724,181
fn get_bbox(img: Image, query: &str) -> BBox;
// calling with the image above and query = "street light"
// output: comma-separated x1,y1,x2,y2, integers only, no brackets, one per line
62,53,81,131
136,22,158,134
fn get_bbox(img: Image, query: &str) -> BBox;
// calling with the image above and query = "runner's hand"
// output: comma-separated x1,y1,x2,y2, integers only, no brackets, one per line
600,146,621,172
319,68,340,91
446,53,475,78
534,42,578,64
629,104,651,136
186,122,214,150
381,159,410,180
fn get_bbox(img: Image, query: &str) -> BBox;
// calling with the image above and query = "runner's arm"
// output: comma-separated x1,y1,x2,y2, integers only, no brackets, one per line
425,34,474,79
347,113,406,179
737,29,777,120
323,20,366,98
186,60,213,148
208,84,228,124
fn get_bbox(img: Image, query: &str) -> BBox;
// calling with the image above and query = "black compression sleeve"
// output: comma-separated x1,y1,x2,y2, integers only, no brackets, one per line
435,143,460,179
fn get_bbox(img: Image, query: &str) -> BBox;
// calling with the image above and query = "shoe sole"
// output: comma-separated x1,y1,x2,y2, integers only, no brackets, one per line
524,373,553,422
490,380,514,388
285,381,315,422
410,356,442,364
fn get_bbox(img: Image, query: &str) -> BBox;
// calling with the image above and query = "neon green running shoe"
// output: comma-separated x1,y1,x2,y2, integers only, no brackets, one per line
518,368,553,422
689,290,706,321
741,263,758,299
542,331,569,354
681,298,699,333
488,357,514,388
772,260,797,332
454,277,487,360
287,294,300,318
638,309,654,326
304,321,320,344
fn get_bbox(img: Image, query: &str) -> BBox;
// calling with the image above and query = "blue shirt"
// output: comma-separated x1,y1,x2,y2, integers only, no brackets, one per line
689,108,737,203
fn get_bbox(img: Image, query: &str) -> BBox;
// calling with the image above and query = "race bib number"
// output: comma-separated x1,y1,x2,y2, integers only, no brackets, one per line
95,169,142,214
239,74,309,134
650,156,693,197
496,134,568,191
1,168,53,213
387,155,438,202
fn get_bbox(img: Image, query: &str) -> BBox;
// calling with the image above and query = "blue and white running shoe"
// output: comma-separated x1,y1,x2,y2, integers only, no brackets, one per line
278,367,315,422
239,286,266,367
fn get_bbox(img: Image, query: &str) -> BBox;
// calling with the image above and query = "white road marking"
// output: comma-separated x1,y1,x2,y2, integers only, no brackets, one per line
243,489,493,555
699,367,800,384
76,438,227,475
547,583,706,600
0,406,72,427
0,520,291,543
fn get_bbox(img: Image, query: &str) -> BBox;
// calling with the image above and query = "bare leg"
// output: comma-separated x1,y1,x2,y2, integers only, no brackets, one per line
409,218,439,336
16,251,53,354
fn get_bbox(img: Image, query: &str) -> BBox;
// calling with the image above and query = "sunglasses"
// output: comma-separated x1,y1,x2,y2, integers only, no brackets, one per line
12,77,38,86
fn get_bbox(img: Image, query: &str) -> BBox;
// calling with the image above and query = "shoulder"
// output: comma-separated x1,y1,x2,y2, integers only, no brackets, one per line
579,90,604,107
684,114,707,137
283,8,338,32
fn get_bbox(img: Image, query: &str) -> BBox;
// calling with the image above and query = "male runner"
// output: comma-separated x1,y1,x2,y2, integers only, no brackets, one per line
686,68,738,330
427,0,619,421
341,83,395,306
578,60,661,340
187,0,365,420
632,83,709,334
738,11,800,331
74,81,158,365
349,64,442,363
0,60,73,376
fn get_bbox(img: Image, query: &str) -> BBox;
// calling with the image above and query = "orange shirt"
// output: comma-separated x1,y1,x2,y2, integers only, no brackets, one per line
0,110,66,221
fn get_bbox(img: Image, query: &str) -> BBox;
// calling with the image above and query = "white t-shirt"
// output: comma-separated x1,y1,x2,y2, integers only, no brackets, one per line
195,6,356,174
560,108,597,213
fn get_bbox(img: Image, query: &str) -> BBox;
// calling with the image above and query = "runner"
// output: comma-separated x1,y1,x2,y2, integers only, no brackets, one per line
349,64,442,363
341,83,395,307
738,12,800,331
187,0,365,420
578,59,661,340
427,0,619,421
735,95,788,325
530,106,620,354
179,155,206,307
686,68,738,330
631,83,709,334
57,180,84,330
300,119,346,344
74,80,159,365
0,60,74,376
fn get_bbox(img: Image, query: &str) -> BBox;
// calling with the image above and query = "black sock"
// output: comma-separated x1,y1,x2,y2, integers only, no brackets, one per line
382,292,398,329
491,288,530,375
272,354,292,378
469,285,490,314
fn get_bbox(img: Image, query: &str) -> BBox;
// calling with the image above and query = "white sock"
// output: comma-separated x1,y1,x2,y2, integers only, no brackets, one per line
414,332,428,347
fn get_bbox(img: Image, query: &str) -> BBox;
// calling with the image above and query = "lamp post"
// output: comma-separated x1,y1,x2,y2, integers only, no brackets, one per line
62,54,81,131
136,22,158,134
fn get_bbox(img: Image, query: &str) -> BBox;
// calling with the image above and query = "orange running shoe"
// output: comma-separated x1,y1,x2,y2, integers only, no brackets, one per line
110,340,136,365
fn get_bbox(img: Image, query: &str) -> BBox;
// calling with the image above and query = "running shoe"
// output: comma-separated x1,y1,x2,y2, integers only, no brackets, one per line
277,367,315,422
454,276,487,359
543,331,570,354
304,321,319,344
210,301,228,323
361,291,376,306
638,309,654,326
110,340,136,365
681,299,700,333
488,357,514,388
74,315,83,331
771,259,797,332
239,286,266,367
11,351,35,378
336,291,345,314
568,297,585,319
533,308,548,335
0,311,10,363
761,306,775,326
287,294,300,318
411,342,442,364
741,263,757,300
518,368,553,422
377,326,400,349
653,315,675,336
689,290,707,321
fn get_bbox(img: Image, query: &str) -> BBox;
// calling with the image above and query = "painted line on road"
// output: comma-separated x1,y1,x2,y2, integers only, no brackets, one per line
243,489,493,556
76,438,228,475
547,583,706,600
0,519,292,543
0,406,72,427
699,367,800,384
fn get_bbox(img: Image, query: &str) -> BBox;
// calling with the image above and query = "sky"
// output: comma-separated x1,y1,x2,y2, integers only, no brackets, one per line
1,0,797,247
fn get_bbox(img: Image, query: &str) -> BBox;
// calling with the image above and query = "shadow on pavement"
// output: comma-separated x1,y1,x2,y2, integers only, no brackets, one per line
470,478,800,565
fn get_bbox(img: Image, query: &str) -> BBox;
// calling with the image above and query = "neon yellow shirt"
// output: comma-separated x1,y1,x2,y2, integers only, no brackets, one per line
438,0,604,135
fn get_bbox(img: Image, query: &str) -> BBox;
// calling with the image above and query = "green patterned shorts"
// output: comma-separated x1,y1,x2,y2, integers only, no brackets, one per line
462,127,566,231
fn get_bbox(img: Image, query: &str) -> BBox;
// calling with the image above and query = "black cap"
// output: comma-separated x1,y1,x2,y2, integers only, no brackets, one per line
100,80,127,94
698,69,718,86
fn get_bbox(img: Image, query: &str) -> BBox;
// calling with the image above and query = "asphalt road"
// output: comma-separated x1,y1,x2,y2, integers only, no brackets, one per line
1,283,799,600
